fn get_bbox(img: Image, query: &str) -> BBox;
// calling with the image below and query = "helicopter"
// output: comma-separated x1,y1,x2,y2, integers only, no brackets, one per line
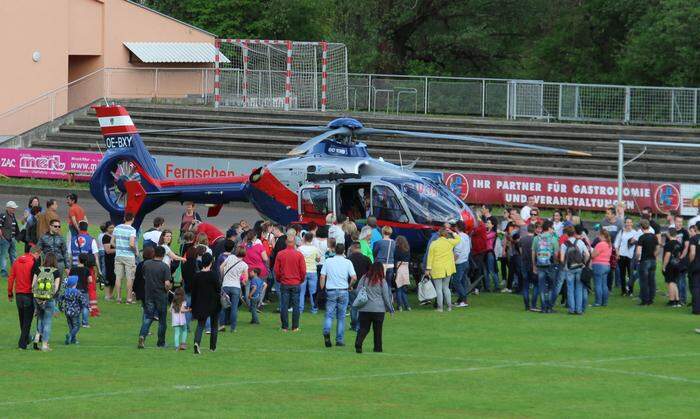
90,105,587,251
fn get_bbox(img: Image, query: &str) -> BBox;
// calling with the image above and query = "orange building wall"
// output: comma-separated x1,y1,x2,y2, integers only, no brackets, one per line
0,0,217,135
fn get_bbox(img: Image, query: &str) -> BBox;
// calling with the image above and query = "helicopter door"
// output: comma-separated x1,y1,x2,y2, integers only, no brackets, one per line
371,184,410,223
299,184,335,223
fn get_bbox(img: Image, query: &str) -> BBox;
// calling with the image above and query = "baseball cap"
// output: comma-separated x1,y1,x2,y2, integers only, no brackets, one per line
66,275,79,288
5,201,18,209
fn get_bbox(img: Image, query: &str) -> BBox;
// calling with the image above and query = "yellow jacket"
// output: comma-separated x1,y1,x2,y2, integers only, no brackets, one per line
426,235,461,278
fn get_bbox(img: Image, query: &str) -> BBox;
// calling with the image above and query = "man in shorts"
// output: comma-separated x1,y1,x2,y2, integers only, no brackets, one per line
112,212,138,304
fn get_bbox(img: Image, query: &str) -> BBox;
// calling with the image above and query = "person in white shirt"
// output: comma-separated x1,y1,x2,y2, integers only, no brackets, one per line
326,213,345,245
220,248,249,332
520,196,536,220
452,221,471,307
320,243,357,347
688,209,700,229
158,229,186,270
614,218,641,296
142,217,164,248
298,233,321,313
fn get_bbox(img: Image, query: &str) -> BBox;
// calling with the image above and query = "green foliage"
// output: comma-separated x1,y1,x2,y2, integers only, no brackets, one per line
141,0,700,86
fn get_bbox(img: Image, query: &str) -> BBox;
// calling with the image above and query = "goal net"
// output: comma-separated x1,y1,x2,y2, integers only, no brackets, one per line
214,39,348,111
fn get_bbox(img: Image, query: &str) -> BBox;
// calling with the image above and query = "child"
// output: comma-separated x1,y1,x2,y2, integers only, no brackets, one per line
69,253,92,328
248,268,267,324
171,288,190,350
58,275,89,345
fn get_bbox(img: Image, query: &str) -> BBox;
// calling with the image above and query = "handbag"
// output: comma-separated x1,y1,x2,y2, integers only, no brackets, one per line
352,278,369,308
220,291,232,309
580,266,593,291
418,275,437,301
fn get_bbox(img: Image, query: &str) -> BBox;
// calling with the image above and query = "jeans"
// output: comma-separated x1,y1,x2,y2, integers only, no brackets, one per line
508,255,523,292
66,314,81,343
355,311,385,352
628,257,640,294
173,325,188,348
592,264,611,306
185,293,193,332
485,252,500,290
638,259,657,304
194,315,218,350
324,289,349,343
349,289,360,331
299,272,318,313
521,270,539,310
15,293,34,349
537,266,556,312
619,256,631,293
396,285,410,310
220,286,241,331
678,272,688,303
280,284,301,330
98,250,106,282
550,265,564,305
250,296,261,323
432,277,452,311
79,291,90,326
35,300,55,343
565,268,585,313
452,261,469,302
139,298,167,346
0,238,16,275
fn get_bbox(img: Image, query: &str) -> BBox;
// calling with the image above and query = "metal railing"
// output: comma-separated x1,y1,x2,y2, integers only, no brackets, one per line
2,67,699,140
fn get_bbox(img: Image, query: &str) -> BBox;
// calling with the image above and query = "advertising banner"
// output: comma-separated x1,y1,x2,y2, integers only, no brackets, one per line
0,149,101,181
681,184,700,216
154,154,267,179
443,171,681,214
0,149,268,181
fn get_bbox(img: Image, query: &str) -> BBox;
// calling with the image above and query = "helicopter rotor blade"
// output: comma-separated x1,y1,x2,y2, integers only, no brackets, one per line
288,127,352,156
139,125,330,134
355,127,591,157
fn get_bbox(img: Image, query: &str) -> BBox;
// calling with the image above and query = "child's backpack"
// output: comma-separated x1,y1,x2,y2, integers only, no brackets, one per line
535,234,554,267
33,267,57,301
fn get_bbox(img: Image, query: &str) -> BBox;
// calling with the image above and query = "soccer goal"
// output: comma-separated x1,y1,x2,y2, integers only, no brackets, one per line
214,39,348,111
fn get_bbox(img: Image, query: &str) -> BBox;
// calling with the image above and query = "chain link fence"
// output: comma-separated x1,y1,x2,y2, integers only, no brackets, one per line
348,73,700,126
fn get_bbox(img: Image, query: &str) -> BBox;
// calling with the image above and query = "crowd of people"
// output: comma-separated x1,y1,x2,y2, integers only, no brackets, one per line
4,193,700,354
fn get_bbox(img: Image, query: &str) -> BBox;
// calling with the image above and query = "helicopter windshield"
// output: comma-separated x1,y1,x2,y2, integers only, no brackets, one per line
388,178,462,225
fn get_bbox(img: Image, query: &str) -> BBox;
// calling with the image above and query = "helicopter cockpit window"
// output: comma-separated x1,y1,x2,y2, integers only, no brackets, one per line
388,179,461,225
300,188,332,218
372,185,409,223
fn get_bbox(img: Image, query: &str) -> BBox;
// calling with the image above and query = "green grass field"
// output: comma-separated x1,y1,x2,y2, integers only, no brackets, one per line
1,231,699,418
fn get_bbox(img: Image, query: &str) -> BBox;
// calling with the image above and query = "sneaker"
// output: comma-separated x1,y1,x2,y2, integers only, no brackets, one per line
355,346,362,354
288,308,293,312
194,343,201,355
65,334,70,345
335,342,345,347
292,328,301,332
218,325,226,332
695,328,700,334
457,302,469,308
41,343,51,352
82,324,90,328
210,348,217,353
406,306,412,311
137,336,145,349
323,333,332,348
205,330,211,335
474,289,480,295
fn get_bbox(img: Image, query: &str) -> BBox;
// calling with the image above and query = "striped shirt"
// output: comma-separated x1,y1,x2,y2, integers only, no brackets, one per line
114,223,137,258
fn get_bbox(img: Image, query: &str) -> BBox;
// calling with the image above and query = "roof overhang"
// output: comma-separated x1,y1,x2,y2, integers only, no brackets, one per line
123,42,230,63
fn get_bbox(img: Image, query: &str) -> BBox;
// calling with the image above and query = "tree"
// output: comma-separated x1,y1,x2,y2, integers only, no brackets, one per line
618,0,700,86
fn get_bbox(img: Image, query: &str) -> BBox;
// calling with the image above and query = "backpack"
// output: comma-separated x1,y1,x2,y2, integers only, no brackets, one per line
564,239,585,270
667,240,685,274
33,267,57,300
535,234,554,267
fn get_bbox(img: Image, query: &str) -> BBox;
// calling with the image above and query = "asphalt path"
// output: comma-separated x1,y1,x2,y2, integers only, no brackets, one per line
0,193,262,232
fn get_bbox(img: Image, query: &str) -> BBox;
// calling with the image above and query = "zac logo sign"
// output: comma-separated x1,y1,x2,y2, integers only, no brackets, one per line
0,149,102,181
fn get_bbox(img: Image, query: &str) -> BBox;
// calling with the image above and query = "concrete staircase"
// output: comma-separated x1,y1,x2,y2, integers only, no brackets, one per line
33,102,700,182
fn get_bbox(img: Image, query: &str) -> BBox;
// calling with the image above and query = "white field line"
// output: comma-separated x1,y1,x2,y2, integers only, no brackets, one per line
0,362,532,406
2,350,700,406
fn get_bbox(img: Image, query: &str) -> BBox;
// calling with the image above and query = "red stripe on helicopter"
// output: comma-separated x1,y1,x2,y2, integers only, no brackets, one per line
252,169,298,210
